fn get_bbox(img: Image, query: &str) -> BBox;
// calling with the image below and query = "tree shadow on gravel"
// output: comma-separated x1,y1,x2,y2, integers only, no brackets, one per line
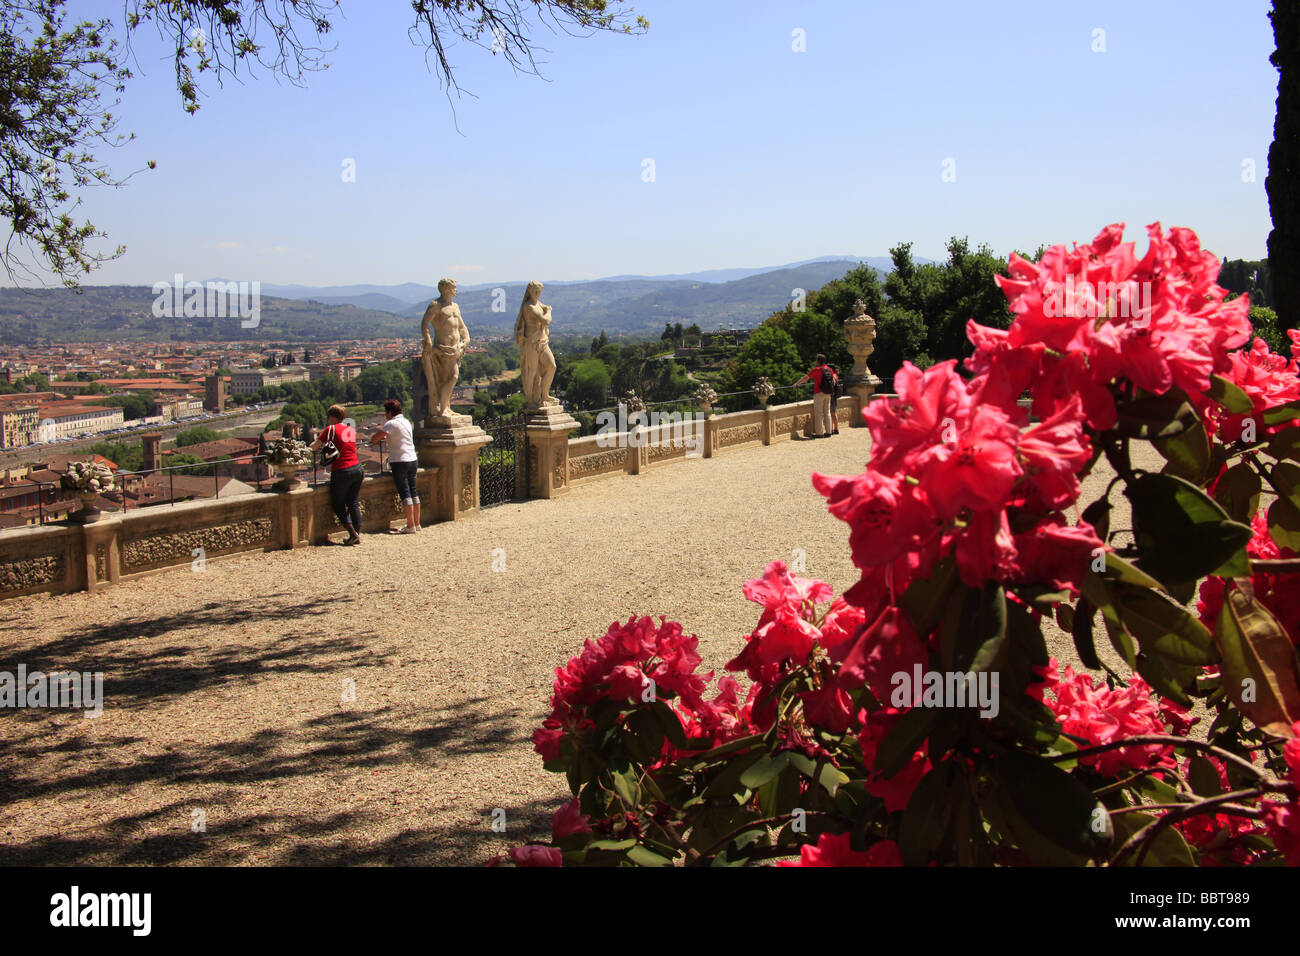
278,794,560,866
0,696,537,864
0,793,558,867
0,594,377,709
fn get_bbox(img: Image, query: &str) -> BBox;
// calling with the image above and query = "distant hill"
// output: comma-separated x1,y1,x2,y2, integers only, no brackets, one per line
0,286,413,344
0,256,913,342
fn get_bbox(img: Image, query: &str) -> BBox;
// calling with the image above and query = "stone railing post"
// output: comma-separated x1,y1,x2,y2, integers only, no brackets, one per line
82,515,119,594
416,417,493,520
523,405,580,498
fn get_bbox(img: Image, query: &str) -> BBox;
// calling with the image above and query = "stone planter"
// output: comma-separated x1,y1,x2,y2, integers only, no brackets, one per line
273,463,304,490
72,491,101,524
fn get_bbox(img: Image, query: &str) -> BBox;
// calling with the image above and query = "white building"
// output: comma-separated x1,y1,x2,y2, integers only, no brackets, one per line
36,402,125,441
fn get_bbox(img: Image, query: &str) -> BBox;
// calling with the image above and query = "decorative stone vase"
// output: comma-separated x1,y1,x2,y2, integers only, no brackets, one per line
274,462,303,490
73,491,101,524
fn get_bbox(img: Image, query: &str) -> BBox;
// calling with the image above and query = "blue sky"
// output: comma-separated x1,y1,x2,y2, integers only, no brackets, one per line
34,0,1281,288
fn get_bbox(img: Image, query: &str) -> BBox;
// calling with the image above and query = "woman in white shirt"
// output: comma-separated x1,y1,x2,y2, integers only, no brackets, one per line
369,398,420,533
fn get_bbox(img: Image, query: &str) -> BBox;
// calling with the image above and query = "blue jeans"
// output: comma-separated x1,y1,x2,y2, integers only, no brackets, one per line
390,460,419,504
330,464,364,531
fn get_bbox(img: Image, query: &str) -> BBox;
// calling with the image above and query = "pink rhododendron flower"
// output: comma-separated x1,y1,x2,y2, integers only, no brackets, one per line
552,799,591,840
777,831,903,867
1197,512,1300,646
858,707,931,813
1263,800,1300,866
741,560,834,665
919,404,1023,519
863,360,972,475
832,605,928,702
1040,662,1175,777
534,616,714,761
508,845,563,867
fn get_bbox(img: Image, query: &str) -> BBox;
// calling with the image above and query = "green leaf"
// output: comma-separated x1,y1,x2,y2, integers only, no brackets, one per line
1215,588,1300,736
898,761,955,865
649,700,689,750
610,766,640,807
1262,398,1300,427
623,707,666,764
1212,463,1262,524
900,556,957,636
1072,597,1102,670
1135,653,1200,708
939,582,1007,674
1154,417,1212,484
738,752,790,791
1125,473,1253,586
1267,462,1300,551
1081,498,1112,545
1207,374,1255,415
1187,756,1224,797
872,705,938,779
626,845,672,867
1104,552,1165,591
587,838,637,851
994,749,1112,860
1110,583,1219,666
1110,811,1197,866
1265,427,1300,462
1115,389,1199,439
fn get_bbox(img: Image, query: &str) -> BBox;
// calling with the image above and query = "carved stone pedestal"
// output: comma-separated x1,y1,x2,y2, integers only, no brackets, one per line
846,377,880,427
520,404,580,499
416,418,493,520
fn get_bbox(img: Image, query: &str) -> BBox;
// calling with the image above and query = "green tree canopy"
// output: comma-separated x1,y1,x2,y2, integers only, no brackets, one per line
175,425,222,447
566,357,612,409
725,326,804,398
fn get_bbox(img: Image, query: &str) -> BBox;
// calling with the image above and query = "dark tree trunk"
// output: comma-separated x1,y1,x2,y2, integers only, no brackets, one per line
1267,0,1300,331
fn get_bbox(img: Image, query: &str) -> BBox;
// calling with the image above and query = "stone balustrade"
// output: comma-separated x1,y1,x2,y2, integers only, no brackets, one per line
0,393,869,601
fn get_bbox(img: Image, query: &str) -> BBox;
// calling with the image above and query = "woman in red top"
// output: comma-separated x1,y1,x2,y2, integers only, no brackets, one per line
311,404,364,545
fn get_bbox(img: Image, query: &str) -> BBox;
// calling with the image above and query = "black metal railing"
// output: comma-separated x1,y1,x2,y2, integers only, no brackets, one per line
117,454,272,510
0,478,61,525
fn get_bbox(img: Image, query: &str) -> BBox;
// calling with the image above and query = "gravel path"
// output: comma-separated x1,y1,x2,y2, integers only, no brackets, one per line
0,428,1162,865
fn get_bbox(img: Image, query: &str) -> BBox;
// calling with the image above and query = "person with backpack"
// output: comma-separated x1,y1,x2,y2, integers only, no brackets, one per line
793,354,836,438
827,363,841,434
311,404,363,545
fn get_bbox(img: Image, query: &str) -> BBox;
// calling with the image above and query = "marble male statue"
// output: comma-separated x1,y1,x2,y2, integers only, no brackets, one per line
514,281,558,408
421,278,470,424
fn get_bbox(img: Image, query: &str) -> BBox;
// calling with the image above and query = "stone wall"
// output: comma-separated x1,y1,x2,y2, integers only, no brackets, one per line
0,393,872,601
0,466,441,601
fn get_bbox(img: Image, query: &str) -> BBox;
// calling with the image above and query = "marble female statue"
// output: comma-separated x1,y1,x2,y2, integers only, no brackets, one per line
514,281,558,408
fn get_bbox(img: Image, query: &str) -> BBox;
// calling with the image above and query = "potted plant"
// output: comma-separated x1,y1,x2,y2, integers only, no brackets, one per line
266,437,312,489
752,377,776,407
61,461,115,523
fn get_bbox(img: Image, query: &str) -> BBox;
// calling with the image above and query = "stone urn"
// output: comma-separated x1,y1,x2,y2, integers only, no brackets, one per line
843,299,882,385
73,491,101,524
274,463,303,490
692,384,718,416
267,437,312,491
753,377,776,408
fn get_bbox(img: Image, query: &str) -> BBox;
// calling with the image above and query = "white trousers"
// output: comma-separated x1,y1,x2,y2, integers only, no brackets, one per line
813,392,832,436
